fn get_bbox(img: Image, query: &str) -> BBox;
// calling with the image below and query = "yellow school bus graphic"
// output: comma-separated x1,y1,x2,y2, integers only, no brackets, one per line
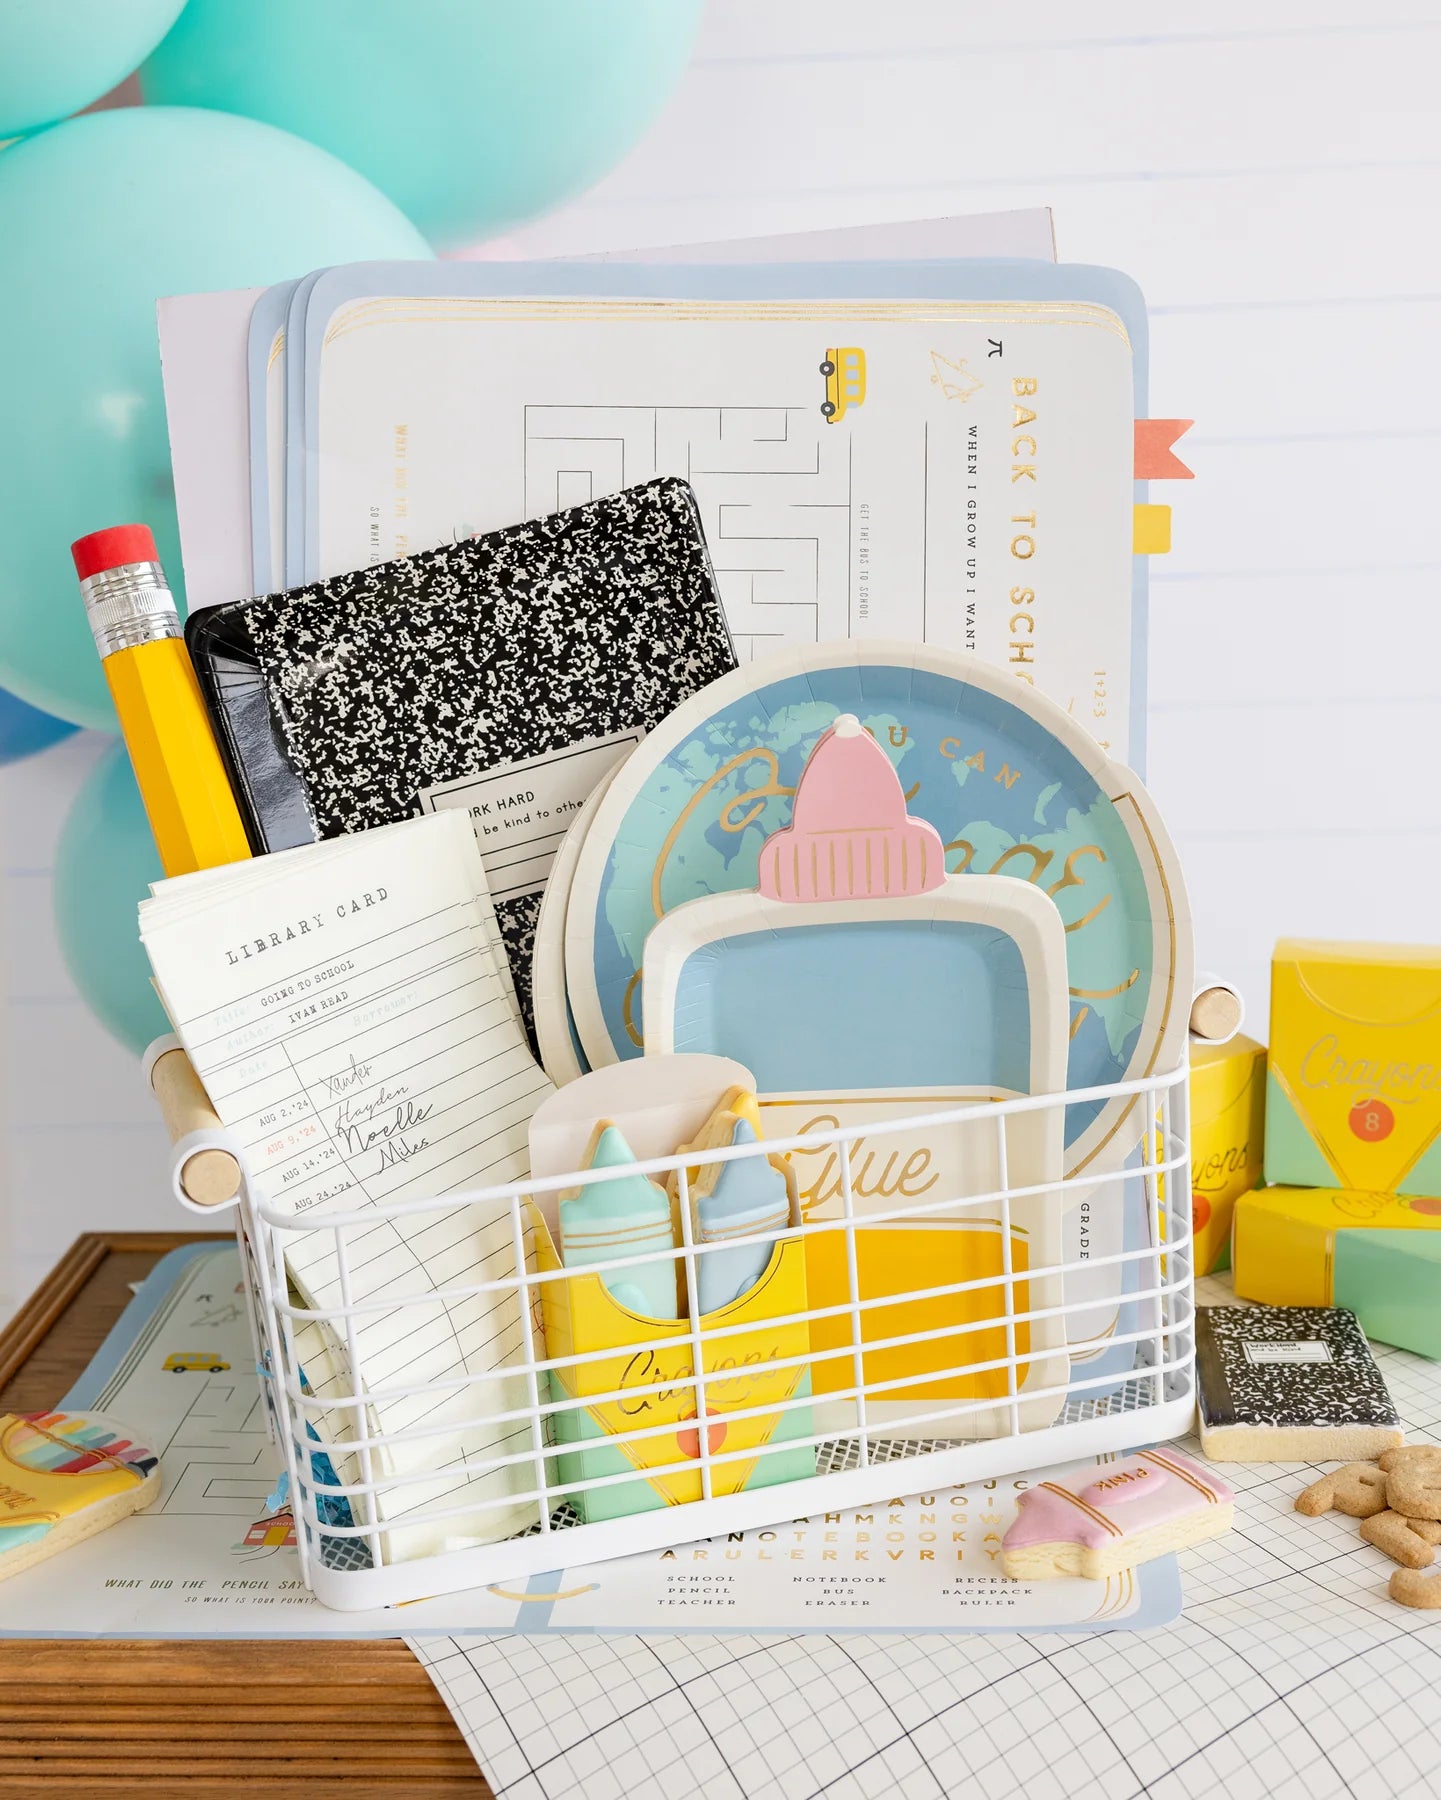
163,1350,231,1373
820,347,866,422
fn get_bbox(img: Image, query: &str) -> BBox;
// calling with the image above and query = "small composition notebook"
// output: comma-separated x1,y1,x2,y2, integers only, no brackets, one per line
185,475,736,1037
1194,1304,1403,1463
139,810,556,1558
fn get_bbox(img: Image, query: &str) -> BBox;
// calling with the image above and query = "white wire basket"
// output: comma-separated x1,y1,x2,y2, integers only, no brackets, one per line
232,1061,1194,1611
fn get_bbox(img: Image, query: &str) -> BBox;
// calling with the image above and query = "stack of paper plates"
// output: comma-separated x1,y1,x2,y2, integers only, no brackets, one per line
532,641,1193,1379
559,640,1190,1179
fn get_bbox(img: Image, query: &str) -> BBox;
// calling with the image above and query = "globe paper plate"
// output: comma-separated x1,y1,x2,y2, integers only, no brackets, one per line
565,641,1191,1178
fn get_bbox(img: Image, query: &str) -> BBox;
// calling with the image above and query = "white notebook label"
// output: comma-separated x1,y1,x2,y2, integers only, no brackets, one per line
1242,1341,1334,1365
420,728,642,902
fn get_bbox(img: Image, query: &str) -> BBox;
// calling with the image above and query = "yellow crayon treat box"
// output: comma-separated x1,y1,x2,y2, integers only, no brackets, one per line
534,1209,815,1524
1189,1035,1266,1274
1265,939,1441,1197
1233,1184,1441,1359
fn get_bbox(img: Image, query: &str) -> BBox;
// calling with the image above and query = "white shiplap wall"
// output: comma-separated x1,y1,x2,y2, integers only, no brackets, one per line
3,0,1438,1308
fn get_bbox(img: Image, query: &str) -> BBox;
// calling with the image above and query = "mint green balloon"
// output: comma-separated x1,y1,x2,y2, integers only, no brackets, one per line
0,0,187,136
141,0,702,247
0,106,432,729
54,742,170,1055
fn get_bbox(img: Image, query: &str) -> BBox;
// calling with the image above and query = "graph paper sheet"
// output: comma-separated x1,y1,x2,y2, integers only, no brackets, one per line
411,1275,1441,1800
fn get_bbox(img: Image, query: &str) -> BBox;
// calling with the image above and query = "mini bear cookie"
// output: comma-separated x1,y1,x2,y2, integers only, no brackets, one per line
1378,1445,1441,1521
1359,1510,1441,1569
1294,1461,1389,1519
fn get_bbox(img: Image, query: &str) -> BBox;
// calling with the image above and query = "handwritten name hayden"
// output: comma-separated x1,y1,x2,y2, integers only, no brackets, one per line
224,887,390,964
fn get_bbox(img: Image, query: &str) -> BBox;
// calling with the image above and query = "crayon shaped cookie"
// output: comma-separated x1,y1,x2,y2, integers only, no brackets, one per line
1001,1449,1234,1581
0,1410,160,1582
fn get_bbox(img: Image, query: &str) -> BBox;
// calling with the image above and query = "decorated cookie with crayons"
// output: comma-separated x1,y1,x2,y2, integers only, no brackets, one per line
0,1410,160,1582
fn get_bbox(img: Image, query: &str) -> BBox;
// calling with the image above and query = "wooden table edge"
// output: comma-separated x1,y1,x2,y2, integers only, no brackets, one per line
0,1232,490,1795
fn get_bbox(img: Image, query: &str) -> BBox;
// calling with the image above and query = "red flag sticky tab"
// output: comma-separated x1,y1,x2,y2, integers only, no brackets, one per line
1134,419,1194,479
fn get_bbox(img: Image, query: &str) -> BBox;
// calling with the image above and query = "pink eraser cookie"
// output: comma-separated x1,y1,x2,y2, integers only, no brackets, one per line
1002,1448,1234,1581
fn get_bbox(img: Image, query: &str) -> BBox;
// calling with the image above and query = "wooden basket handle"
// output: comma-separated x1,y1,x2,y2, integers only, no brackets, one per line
148,1044,243,1209
1189,972,1244,1046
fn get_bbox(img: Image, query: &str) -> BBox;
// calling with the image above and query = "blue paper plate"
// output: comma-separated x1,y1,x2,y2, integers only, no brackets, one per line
565,642,1190,1177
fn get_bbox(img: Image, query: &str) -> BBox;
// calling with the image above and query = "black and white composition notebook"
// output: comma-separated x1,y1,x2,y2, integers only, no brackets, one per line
186,475,736,1036
1195,1304,1403,1462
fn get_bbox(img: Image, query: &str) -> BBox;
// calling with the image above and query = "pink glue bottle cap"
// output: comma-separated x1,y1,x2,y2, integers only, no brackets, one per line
757,713,946,903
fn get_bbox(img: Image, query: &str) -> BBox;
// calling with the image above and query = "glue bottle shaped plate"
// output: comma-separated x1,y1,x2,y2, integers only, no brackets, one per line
642,714,1073,1439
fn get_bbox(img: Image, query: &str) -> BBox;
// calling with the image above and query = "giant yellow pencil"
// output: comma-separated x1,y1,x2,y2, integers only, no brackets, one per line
72,525,252,877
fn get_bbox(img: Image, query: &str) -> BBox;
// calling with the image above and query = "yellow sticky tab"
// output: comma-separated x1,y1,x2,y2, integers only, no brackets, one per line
1132,504,1172,554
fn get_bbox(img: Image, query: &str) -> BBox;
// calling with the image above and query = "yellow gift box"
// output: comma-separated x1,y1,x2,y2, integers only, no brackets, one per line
1266,939,1441,1197
534,1208,814,1523
1232,1184,1441,1358
1189,1035,1266,1274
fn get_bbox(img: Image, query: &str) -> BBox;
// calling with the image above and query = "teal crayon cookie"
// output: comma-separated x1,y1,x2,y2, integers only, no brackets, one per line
0,1409,160,1582
558,1121,679,1318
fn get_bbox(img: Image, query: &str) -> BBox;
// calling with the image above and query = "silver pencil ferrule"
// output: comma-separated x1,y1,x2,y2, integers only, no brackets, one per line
79,562,182,660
